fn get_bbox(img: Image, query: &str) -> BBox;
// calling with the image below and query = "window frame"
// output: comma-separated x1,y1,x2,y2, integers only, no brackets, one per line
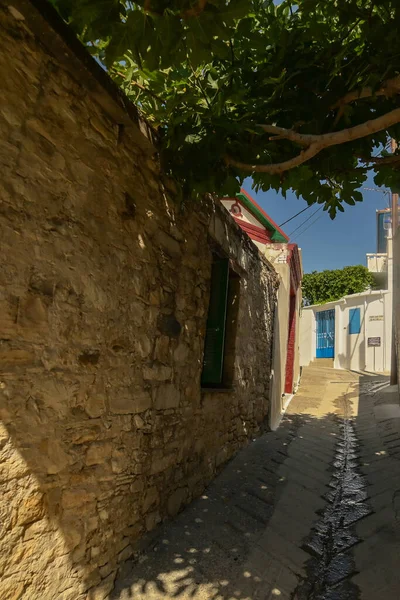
348,307,361,335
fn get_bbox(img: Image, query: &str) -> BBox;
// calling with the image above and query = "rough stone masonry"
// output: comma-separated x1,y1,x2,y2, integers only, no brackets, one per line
0,3,278,599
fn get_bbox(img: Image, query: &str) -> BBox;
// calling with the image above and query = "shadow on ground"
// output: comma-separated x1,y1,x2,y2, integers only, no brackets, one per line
110,411,342,600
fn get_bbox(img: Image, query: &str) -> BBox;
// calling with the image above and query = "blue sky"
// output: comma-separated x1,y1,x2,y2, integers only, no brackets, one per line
242,175,391,274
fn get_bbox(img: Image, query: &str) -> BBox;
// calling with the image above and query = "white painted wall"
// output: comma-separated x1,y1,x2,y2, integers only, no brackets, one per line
300,291,391,373
299,306,315,367
293,288,302,391
367,253,388,273
221,199,266,228
268,261,290,429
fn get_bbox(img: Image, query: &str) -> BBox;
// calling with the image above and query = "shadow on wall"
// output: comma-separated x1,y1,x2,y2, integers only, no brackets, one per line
0,227,277,600
337,313,366,371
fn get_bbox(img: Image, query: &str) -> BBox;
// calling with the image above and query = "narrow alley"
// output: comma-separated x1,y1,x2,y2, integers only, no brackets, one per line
112,364,400,600
2,5,400,600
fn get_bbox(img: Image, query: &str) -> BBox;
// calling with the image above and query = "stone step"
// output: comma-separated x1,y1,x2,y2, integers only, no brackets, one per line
311,358,334,368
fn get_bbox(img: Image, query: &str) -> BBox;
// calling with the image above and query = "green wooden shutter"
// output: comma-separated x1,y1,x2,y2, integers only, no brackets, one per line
201,258,229,386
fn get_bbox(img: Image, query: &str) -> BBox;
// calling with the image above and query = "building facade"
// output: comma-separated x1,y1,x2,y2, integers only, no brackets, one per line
300,290,391,373
300,208,393,374
222,191,303,429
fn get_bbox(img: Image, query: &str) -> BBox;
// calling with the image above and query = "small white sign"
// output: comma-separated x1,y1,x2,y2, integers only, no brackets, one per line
369,315,384,321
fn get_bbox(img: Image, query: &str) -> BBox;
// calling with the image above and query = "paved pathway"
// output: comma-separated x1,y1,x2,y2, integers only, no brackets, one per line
111,365,400,600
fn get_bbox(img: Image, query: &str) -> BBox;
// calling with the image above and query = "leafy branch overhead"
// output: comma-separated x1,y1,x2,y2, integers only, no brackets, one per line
302,266,375,306
51,0,400,217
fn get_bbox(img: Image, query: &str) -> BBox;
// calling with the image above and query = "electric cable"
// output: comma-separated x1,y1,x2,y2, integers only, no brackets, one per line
287,205,323,237
291,209,325,242
279,204,312,227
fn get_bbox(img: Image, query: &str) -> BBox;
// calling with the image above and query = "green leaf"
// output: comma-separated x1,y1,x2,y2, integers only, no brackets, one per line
221,0,252,22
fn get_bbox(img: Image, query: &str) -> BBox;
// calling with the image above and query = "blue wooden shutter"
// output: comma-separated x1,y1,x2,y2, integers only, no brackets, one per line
201,258,229,385
349,308,361,334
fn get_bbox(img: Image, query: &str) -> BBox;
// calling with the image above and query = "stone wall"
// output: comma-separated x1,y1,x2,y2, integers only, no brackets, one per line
0,4,278,599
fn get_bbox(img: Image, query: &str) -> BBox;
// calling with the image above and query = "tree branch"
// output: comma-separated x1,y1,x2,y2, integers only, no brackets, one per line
226,107,400,174
225,143,322,174
359,154,400,166
331,75,400,110
144,0,208,18
257,124,310,146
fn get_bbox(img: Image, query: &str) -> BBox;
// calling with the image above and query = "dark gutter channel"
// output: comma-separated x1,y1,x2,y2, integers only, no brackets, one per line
294,401,373,599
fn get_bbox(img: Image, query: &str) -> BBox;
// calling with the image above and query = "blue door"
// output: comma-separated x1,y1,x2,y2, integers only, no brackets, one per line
316,310,335,358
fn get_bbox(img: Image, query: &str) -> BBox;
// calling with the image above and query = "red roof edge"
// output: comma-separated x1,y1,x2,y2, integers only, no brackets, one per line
240,188,289,242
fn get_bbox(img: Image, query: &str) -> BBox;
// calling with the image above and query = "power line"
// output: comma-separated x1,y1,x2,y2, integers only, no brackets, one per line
362,186,391,209
292,209,325,242
288,205,323,237
279,204,312,227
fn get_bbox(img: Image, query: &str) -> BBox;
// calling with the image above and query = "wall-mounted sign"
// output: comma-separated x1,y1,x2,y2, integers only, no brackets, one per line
369,315,384,321
368,337,381,347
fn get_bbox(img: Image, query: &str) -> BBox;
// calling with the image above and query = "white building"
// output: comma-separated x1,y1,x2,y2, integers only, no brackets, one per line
300,289,391,373
300,210,393,374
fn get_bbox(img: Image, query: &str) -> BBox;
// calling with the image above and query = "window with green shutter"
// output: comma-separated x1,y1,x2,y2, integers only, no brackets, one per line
201,257,230,386
201,254,240,388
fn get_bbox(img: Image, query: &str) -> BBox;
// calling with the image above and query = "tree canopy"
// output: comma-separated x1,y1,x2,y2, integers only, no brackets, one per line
51,0,400,216
302,265,375,306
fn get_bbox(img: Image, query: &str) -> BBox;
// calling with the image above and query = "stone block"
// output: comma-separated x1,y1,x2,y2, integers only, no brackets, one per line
143,363,172,382
153,336,170,363
85,394,106,418
87,571,116,600
174,342,190,364
154,383,181,410
134,333,152,358
118,544,133,563
145,510,161,531
150,452,177,474
167,487,187,517
111,448,131,474
133,414,145,429
17,492,44,526
154,230,181,257
23,519,49,540
143,486,159,513
86,442,112,466
38,436,72,474
62,488,96,510
0,349,37,368
99,561,116,579
21,295,48,325
109,388,152,414
130,478,145,494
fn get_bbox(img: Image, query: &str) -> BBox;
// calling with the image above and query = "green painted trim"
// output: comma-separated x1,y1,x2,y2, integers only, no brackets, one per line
235,193,287,243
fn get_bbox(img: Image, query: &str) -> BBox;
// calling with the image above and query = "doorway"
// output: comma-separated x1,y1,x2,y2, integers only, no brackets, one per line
316,309,335,358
